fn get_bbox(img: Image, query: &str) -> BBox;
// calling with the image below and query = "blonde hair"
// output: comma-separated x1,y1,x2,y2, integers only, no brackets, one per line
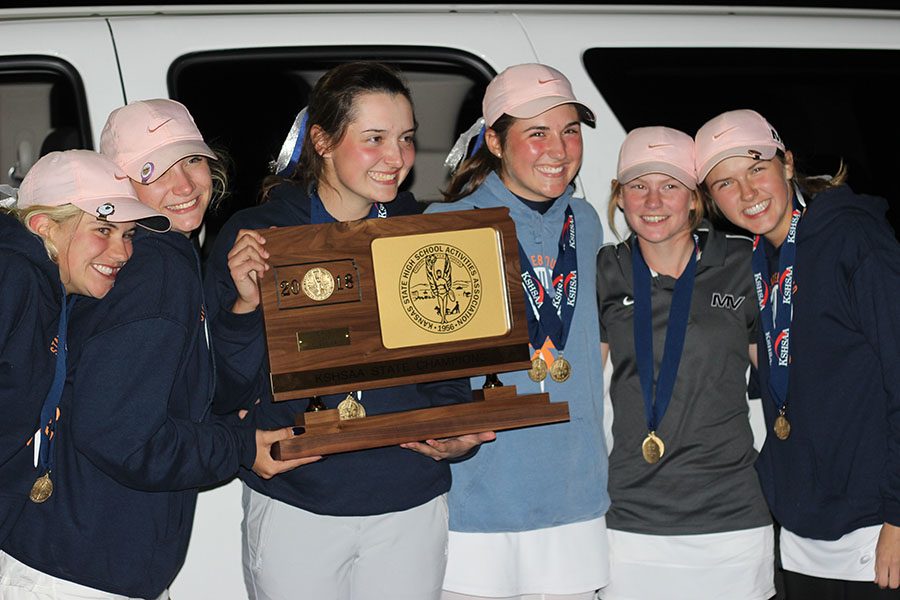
13,203,83,261
207,149,231,211
607,179,706,242
795,160,849,195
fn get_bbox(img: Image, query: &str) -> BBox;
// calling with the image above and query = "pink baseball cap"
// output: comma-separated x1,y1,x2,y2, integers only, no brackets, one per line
17,150,170,232
483,63,595,128
695,109,785,183
100,99,217,184
617,126,697,190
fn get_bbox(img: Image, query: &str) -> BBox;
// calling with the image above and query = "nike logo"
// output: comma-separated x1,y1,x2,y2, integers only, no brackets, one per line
647,143,670,149
537,78,558,85
712,126,737,140
147,118,173,133
622,296,634,306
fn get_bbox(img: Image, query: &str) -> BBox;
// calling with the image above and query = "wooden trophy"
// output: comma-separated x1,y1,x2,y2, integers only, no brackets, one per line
257,207,569,459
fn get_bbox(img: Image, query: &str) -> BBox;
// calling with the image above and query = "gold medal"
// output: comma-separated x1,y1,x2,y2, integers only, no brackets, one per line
337,394,366,420
641,432,665,464
528,357,548,382
774,412,791,440
549,356,571,383
29,472,53,503
301,267,335,301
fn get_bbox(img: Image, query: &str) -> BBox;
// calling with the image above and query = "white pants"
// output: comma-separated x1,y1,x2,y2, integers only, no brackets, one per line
0,551,168,600
443,592,597,600
242,484,449,600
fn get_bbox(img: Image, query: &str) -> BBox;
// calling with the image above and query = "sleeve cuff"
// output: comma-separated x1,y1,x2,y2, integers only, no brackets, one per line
215,307,263,340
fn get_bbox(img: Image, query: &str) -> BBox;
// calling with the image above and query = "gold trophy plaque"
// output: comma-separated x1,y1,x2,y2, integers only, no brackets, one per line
256,207,569,459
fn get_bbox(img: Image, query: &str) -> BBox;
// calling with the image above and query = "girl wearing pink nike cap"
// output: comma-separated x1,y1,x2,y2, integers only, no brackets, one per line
0,149,172,596
0,103,316,600
598,126,774,600
427,63,609,600
696,108,900,598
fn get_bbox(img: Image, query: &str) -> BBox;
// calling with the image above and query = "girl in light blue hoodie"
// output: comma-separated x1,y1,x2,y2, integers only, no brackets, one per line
424,63,609,600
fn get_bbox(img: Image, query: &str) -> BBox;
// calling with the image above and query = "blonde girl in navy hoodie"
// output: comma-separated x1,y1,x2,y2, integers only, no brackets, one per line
0,149,169,589
1,101,316,600
696,109,900,598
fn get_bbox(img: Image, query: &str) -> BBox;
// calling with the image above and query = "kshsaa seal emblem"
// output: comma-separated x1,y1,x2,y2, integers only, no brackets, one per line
400,244,481,334
302,267,336,301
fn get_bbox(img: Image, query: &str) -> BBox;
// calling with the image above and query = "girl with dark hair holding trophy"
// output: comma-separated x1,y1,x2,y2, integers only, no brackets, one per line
204,61,491,600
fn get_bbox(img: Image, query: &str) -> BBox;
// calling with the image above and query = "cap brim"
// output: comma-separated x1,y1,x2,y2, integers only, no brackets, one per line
124,139,218,184
698,145,779,183
74,196,171,233
619,161,697,190
506,96,596,127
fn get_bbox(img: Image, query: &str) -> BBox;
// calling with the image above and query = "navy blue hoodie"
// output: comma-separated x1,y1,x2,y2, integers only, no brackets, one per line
203,184,471,516
3,228,257,598
755,185,900,540
0,213,60,546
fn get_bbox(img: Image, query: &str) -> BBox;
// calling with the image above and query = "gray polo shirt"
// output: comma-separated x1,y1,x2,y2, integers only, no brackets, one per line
597,224,771,535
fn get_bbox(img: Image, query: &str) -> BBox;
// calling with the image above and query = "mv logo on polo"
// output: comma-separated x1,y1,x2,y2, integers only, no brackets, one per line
399,244,482,334
711,293,745,311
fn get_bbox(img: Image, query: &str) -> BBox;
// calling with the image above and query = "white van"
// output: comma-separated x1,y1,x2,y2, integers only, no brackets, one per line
2,4,899,597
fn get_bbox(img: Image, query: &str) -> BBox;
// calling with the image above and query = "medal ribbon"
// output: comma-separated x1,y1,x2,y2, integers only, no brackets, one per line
310,189,386,224
751,193,802,412
518,205,578,353
632,236,698,433
34,284,75,474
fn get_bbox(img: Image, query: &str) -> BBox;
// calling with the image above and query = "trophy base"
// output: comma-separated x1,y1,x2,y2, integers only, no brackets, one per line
271,385,569,459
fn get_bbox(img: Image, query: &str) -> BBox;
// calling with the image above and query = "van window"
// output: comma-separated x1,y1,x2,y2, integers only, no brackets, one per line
0,56,91,186
583,48,900,235
169,47,492,248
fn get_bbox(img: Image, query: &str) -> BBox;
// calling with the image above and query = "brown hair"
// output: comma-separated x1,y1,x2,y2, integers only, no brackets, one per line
260,61,414,202
441,114,515,203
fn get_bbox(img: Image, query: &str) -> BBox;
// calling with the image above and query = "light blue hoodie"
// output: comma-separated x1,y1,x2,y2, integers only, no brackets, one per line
426,172,609,532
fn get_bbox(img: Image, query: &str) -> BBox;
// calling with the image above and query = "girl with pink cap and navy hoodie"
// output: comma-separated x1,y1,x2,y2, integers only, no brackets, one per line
427,63,609,600
1,101,315,600
597,126,773,600
696,108,900,598
0,149,170,594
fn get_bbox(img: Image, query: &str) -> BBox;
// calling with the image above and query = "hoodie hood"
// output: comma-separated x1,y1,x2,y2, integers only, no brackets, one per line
798,183,889,240
0,211,62,288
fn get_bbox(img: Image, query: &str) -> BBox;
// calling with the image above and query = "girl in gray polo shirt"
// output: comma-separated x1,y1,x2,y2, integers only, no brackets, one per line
597,126,773,600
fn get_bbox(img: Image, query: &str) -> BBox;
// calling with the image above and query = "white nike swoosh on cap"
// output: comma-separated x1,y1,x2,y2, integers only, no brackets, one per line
622,296,634,306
